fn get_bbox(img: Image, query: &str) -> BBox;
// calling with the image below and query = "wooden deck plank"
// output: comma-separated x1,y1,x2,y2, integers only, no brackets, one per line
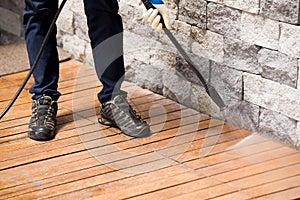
212,153,300,183
6,163,181,199
184,138,291,170
210,192,252,200
255,186,300,200
0,78,15,89
125,177,222,200
0,60,299,200
79,171,219,200
0,95,31,109
225,162,300,190
0,70,34,90
195,145,296,179
0,86,30,104
237,174,300,199
168,182,239,200
214,176,300,200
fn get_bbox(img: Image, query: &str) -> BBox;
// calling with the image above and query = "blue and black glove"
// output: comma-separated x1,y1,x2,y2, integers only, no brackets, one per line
142,0,171,32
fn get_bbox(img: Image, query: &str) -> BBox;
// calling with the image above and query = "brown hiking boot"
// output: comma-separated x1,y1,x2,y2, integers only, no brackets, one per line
98,95,151,138
28,95,58,141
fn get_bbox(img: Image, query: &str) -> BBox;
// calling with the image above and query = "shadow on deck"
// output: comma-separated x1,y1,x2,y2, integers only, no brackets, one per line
0,60,299,199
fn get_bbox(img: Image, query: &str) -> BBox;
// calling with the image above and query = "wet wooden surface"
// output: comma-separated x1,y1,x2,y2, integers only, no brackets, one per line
0,60,299,199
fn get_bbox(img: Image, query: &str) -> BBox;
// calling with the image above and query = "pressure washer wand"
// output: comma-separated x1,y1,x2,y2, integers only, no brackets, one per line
141,0,227,111
0,0,68,120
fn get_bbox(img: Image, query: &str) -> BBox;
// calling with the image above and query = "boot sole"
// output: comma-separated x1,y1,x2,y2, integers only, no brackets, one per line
28,128,56,141
98,116,151,138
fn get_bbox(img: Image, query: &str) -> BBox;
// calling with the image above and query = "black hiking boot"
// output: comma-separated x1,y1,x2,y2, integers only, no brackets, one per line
28,95,58,141
98,95,151,138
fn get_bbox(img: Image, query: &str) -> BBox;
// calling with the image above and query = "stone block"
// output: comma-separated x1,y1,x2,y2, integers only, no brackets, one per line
123,32,180,94
224,37,261,74
163,20,192,51
260,0,300,24
166,0,178,19
150,48,177,68
279,23,300,58
258,48,298,88
132,64,165,94
210,62,243,104
162,68,192,106
226,0,260,13
259,108,298,148
120,0,139,7
178,0,206,28
120,2,144,31
244,73,300,121
125,59,143,84
74,12,89,41
174,55,210,86
57,7,74,35
224,99,259,132
0,30,21,44
208,0,260,14
207,3,242,38
296,122,300,149
62,34,86,60
0,7,22,36
0,0,24,14
191,27,224,63
123,31,166,65
190,84,220,117
298,60,300,89
69,0,84,14
241,12,280,50
126,63,165,95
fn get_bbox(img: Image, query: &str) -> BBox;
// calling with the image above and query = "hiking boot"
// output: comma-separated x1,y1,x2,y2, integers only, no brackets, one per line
28,95,58,141
98,95,151,138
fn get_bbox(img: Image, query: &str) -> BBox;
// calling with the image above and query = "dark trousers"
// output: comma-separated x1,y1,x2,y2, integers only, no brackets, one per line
23,0,125,103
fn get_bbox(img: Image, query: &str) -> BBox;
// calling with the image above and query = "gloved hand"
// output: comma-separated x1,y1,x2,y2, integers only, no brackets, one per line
142,0,171,32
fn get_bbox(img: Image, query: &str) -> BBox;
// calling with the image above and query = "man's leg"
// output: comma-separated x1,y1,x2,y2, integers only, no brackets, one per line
23,0,60,100
83,0,151,138
23,0,59,140
83,0,124,104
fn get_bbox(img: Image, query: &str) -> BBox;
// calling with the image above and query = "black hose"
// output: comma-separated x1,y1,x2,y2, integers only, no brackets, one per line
0,0,68,120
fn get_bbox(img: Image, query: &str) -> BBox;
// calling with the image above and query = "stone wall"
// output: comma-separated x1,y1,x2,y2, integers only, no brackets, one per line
56,0,300,149
0,0,24,44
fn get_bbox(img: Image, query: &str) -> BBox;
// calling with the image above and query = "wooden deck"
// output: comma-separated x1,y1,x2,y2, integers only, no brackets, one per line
0,60,300,200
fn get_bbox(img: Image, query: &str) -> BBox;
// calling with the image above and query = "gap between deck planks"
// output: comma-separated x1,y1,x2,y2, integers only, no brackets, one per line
0,60,299,200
